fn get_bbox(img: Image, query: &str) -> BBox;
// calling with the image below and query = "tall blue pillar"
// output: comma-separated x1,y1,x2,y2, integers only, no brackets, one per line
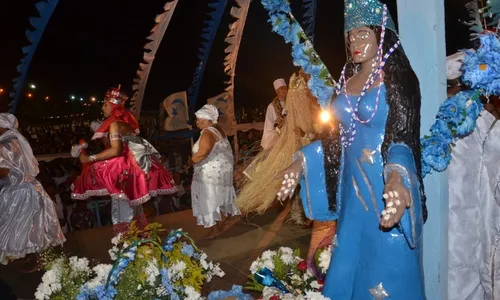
396,1,448,299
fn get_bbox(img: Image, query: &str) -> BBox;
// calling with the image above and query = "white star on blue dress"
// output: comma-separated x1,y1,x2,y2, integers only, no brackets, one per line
369,282,390,300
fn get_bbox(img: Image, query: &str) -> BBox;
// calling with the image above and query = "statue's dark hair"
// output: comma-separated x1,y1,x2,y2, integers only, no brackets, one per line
322,27,428,223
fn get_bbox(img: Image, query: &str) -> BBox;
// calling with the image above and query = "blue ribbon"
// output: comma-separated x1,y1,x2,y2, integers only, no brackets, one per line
253,267,289,294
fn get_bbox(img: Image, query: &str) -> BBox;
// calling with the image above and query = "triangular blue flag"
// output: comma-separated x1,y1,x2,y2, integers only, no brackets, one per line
29,16,43,28
35,1,48,13
22,45,32,54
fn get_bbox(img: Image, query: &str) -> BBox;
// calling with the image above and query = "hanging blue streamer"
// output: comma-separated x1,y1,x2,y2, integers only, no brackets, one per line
8,0,59,114
187,0,228,122
302,0,318,44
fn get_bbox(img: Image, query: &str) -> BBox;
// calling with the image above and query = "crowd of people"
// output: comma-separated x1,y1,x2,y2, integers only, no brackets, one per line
19,123,93,155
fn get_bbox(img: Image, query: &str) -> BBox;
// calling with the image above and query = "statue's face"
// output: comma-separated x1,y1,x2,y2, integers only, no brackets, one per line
348,26,378,64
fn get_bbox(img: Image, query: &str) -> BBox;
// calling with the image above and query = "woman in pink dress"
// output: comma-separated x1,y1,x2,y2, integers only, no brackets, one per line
71,86,177,233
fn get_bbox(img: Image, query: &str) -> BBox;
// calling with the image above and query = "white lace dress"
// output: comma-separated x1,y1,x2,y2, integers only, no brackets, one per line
191,127,240,228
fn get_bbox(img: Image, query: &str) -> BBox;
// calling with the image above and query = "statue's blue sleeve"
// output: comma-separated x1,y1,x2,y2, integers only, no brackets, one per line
384,143,423,249
295,140,338,222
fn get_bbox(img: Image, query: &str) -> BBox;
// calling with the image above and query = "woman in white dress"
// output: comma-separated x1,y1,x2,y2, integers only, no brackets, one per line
0,113,65,266
187,104,241,238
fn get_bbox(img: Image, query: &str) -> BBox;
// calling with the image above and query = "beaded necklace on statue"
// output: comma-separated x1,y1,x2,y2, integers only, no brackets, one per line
335,5,400,148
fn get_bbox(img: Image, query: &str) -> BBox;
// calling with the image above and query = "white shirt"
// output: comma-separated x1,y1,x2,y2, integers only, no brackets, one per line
261,100,285,150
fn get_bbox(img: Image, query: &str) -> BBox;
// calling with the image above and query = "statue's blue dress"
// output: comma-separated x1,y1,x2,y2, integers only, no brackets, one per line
298,85,425,299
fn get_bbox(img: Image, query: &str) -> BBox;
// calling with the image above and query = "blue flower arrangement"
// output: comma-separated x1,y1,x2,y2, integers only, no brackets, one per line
421,89,483,177
43,225,224,300
261,0,335,108
462,34,500,95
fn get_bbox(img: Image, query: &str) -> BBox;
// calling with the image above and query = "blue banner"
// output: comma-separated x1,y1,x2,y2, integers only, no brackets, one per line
302,0,318,44
9,0,59,114
187,0,228,123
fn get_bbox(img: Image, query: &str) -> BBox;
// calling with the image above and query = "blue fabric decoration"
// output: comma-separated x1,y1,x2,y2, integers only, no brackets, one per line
207,285,253,300
253,267,289,294
344,0,397,34
9,0,60,114
187,0,228,122
302,0,318,44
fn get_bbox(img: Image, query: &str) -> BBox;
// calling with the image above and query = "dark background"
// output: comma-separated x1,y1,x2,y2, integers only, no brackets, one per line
0,0,471,120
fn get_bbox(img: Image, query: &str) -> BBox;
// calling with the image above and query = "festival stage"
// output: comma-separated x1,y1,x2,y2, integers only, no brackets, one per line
0,208,311,299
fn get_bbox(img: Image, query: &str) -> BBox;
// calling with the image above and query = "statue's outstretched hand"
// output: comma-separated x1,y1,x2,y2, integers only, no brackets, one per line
275,159,303,202
380,172,411,229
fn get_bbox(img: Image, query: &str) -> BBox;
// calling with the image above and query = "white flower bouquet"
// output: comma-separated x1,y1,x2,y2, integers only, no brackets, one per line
246,247,325,299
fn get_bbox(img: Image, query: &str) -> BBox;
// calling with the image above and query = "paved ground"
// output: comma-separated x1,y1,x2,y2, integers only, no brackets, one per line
0,208,311,299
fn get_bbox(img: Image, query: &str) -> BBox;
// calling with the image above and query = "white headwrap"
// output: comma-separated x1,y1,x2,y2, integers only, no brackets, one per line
0,113,39,178
273,78,287,90
195,104,219,124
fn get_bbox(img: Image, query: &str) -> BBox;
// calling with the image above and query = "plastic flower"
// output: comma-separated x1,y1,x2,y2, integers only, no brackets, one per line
297,261,307,272
456,116,477,137
421,136,452,172
429,119,453,144
462,33,500,94
181,244,195,257
437,98,462,125
261,0,291,14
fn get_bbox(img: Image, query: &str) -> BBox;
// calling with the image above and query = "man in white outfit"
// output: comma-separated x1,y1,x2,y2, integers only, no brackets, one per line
261,78,288,150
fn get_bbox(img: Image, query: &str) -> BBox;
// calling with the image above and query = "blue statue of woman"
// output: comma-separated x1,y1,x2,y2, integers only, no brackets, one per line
277,0,427,299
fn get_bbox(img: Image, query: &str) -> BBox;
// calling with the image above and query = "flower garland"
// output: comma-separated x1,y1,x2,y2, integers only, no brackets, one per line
35,223,225,300
261,0,335,108
420,30,500,176
420,89,483,177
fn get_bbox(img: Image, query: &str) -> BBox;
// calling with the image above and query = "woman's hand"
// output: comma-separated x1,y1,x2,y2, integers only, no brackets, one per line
79,154,95,165
275,159,304,201
380,172,411,229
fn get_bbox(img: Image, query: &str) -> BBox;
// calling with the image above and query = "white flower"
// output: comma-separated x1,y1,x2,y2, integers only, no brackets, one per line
281,253,295,265
250,261,262,274
123,242,129,249
279,247,294,255
69,256,90,275
262,250,277,261
168,260,187,281
200,252,208,261
290,274,302,286
35,261,64,300
137,284,142,290
108,246,119,261
85,264,112,290
143,259,160,286
310,280,321,290
304,291,329,300
212,264,225,277
263,260,275,271
262,286,281,299
111,233,122,246
318,246,332,274
184,285,202,300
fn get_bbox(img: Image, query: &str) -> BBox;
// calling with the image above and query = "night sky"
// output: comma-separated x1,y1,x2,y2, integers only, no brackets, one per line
0,0,471,119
